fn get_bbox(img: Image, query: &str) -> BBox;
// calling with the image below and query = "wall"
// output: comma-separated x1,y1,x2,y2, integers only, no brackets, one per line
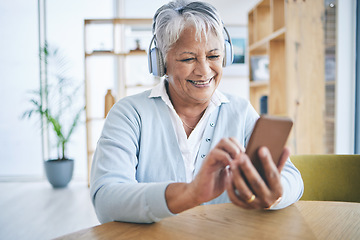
0,0,42,178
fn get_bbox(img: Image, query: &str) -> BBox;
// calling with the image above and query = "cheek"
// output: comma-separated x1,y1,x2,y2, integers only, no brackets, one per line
212,62,223,76
169,63,192,79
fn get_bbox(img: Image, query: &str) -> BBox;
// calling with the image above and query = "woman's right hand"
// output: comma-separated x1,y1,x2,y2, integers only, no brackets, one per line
165,137,243,214
189,137,245,204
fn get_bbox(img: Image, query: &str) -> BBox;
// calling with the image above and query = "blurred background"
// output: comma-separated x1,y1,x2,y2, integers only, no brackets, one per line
0,0,359,239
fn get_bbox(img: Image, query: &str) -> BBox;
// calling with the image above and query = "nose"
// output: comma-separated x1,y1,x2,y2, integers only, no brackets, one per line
193,58,212,77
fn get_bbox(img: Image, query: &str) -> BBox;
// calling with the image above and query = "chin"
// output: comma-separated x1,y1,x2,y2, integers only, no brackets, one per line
191,90,216,103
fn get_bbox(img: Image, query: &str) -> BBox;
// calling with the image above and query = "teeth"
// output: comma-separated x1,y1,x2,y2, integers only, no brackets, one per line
188,78,212,85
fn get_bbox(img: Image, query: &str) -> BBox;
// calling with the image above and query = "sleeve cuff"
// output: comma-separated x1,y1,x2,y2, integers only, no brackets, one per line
145,182,176,222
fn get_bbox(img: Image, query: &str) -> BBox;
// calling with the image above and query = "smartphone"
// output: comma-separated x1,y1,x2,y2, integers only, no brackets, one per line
245,115,293,180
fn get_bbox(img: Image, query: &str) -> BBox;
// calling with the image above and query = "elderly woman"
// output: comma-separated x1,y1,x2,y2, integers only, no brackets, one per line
90,0,303,224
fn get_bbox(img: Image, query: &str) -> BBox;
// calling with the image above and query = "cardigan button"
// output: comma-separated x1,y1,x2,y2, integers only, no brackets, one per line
206,138,211,142
201,154,206,158
210,122,215,127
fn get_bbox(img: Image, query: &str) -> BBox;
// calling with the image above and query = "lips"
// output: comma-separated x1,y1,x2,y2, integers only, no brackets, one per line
187,77,213,86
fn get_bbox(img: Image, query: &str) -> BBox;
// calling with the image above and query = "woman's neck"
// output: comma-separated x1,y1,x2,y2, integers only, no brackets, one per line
165,81,209,137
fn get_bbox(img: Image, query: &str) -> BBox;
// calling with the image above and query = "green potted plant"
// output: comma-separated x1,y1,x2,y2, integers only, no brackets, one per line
23,43,84,188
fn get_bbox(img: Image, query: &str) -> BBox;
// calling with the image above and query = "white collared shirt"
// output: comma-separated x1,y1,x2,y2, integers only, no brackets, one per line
149,80,229,182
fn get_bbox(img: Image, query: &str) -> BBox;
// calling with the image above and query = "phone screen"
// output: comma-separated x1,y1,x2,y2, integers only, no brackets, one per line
245,115,293,180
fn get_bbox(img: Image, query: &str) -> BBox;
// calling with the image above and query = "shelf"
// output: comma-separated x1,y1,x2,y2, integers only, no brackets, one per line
325,117,335,123
87,150,95,156
86,117,104,122
85,18,152,25
85,51,114,56
325,80,336,86
85,50,147,57
249,27,285,53
250,80,269,88
325,43,336,50
125,83,157,88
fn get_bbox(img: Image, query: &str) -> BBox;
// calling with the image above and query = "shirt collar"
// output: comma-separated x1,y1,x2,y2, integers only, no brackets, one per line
149,80,229,109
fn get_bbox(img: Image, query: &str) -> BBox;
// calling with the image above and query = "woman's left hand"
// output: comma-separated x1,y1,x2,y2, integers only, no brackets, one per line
226,146,289,209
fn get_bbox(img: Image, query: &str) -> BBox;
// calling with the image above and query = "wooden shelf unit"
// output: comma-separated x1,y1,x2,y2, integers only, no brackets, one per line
248,0,325,154
84,18,157,183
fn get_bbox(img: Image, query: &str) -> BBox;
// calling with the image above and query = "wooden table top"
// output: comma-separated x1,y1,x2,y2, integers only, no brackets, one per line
56,201,360,240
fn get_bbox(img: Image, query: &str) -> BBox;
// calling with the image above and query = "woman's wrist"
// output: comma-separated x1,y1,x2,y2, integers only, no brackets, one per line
165,182,201,214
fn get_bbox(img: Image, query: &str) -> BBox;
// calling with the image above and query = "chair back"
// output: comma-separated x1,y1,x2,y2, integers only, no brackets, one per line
291,154,360,202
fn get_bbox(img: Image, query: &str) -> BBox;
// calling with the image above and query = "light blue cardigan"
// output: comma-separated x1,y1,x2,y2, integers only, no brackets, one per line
90,90,304,223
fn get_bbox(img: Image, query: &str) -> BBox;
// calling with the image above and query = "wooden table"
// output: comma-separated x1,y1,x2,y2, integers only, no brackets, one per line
56,201,360,240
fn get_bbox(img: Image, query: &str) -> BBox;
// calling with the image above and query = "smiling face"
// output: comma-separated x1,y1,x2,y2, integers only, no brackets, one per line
165,26,224,108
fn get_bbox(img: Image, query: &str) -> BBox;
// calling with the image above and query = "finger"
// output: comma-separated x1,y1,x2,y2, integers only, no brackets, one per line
226,164,255,209
230,156,268,209
229,157,255,203
228,137,245,153
277,147,290,172
258,147,283,196
226,184,255,209
216,138,241,159
205,148,232,169
238,152,271,203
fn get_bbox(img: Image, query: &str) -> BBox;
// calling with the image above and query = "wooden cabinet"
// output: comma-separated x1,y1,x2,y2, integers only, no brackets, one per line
84,18,157,182
248,0,325,154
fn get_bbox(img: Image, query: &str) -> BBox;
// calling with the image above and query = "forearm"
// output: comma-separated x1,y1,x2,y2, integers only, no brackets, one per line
91,181,174,223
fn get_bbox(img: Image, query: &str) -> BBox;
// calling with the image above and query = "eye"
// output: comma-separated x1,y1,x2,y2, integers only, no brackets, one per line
208,55,220,60
180,58,195,62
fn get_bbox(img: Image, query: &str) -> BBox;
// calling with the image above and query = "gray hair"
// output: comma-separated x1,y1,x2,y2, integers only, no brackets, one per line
153,0,225,64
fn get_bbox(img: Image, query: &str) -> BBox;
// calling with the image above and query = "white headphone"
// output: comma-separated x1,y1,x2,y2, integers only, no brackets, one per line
148,27,234,77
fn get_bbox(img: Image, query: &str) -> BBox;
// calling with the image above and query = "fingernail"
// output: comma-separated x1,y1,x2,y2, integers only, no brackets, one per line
260,147,268,157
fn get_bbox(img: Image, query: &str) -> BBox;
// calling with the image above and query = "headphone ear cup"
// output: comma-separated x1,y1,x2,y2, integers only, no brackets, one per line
157,48,165,77
223,39,234,67
149,47,165,77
